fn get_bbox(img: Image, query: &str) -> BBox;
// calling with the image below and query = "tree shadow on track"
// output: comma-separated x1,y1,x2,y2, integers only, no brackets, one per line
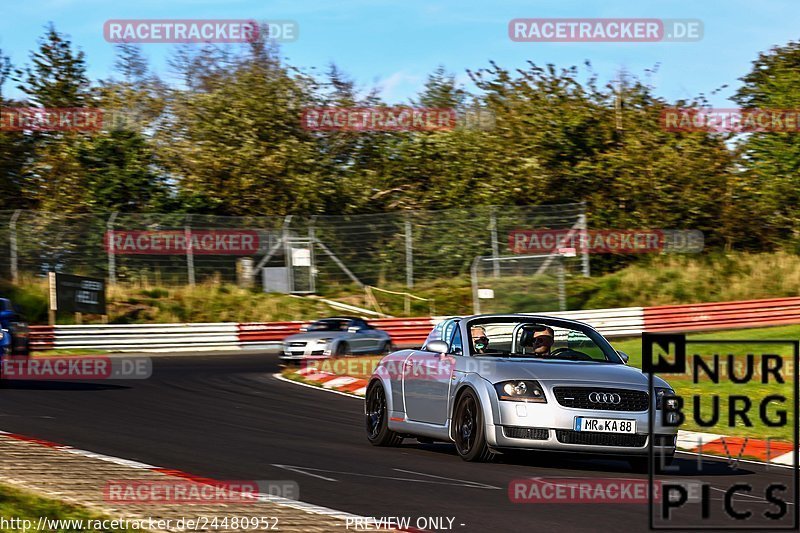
0,380,130,391
404,441,757,477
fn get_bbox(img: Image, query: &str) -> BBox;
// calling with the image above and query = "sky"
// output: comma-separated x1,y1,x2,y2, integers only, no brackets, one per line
0,0,798,106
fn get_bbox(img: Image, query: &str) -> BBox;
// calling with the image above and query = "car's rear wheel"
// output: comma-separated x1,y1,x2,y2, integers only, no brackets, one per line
453,389,495,462
378,341,394,355
365,382,403,446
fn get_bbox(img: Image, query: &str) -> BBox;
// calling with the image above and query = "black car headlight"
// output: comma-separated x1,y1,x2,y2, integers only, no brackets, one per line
655,387,677,410
494,380,547,403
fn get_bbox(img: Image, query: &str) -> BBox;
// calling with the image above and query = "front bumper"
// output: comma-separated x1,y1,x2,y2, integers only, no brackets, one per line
485,397,677,456
281,341,332,360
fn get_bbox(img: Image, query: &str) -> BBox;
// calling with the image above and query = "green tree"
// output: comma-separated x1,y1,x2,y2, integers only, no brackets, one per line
14,24,93,212
731,41,800,250
158,38,320,215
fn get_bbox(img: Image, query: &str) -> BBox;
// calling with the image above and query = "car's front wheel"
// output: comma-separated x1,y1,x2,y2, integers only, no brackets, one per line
453,388,495,462
365,382,403,446
335,342,350,357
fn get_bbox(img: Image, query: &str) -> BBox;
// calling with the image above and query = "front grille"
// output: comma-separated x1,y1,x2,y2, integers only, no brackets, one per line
289,342,307,348
503,426,549,440
553,387,648,412
556,430,647,447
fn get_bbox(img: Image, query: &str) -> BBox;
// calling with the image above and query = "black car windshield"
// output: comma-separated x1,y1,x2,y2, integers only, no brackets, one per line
466,319,621,363
307,319,350,331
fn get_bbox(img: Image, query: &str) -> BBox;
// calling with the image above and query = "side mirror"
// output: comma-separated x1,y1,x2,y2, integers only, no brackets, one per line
348,326,361,333
426,340,449,354
617,350,629,364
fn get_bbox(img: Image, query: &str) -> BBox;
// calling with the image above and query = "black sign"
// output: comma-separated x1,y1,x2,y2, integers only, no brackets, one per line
51,273,106,315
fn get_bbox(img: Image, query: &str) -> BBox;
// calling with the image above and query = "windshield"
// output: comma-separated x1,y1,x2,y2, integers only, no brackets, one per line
307,319,350,332
466,319,621,363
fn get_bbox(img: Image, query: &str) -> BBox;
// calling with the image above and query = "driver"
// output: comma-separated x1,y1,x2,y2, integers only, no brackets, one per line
471,326,490,354
522,325,555,356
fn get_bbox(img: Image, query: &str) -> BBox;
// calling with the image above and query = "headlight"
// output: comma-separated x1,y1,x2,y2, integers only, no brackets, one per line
494,380,547,403
655,387,677,410
316,338,332,345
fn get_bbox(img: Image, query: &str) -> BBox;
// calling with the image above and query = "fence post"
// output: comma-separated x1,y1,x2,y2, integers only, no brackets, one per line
107,211,119,286
471,256,481,314
557,258,566,311
490,208,499,278
405,218,414,289
579,211,590,278
308,218,316,293
9,210,20,284
185,215,195,286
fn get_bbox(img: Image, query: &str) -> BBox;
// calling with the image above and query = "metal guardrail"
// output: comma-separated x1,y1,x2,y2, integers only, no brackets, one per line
27,297,800,352
643,297,800,332
30,323,239,351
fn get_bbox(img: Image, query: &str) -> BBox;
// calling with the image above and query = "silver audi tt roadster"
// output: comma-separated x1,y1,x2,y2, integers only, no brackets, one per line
365,314,678,470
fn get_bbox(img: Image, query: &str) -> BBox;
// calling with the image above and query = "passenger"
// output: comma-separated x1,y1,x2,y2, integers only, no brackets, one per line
471,326,490,354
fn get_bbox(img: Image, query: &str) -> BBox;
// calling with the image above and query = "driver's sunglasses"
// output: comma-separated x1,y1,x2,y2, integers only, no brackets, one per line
533,335,554,343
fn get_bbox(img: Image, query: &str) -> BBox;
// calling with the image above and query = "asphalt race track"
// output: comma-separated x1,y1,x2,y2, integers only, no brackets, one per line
0,353,796,532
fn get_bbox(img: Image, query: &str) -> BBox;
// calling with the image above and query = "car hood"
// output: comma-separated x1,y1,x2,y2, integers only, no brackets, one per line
284,331,344,342
469,357,671,388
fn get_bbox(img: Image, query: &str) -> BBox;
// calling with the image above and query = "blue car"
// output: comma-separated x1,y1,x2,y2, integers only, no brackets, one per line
0,327,10,356
0,298,30,356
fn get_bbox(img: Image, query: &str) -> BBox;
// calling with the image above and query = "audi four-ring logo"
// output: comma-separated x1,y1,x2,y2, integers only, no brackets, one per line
588,392,622,404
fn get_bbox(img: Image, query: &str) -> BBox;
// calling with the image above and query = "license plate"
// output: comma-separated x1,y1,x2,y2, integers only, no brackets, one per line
574,417,636,434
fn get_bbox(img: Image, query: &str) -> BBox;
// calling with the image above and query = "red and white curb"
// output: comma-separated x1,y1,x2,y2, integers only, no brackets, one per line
0,429,364,522
293,366,369,396
286,370,800,468
676,430,797,466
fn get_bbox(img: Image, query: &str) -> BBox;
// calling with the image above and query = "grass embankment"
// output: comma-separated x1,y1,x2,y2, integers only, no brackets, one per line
285,324,799,442
361,251,800,316
0,482,128,532
1,276,334,325
5,251,800,323
612,324,798,442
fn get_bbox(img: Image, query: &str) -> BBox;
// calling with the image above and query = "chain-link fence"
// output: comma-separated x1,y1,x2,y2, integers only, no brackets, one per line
0,203,587,292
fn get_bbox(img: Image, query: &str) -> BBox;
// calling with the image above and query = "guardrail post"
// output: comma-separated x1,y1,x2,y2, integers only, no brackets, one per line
9,210,20,284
